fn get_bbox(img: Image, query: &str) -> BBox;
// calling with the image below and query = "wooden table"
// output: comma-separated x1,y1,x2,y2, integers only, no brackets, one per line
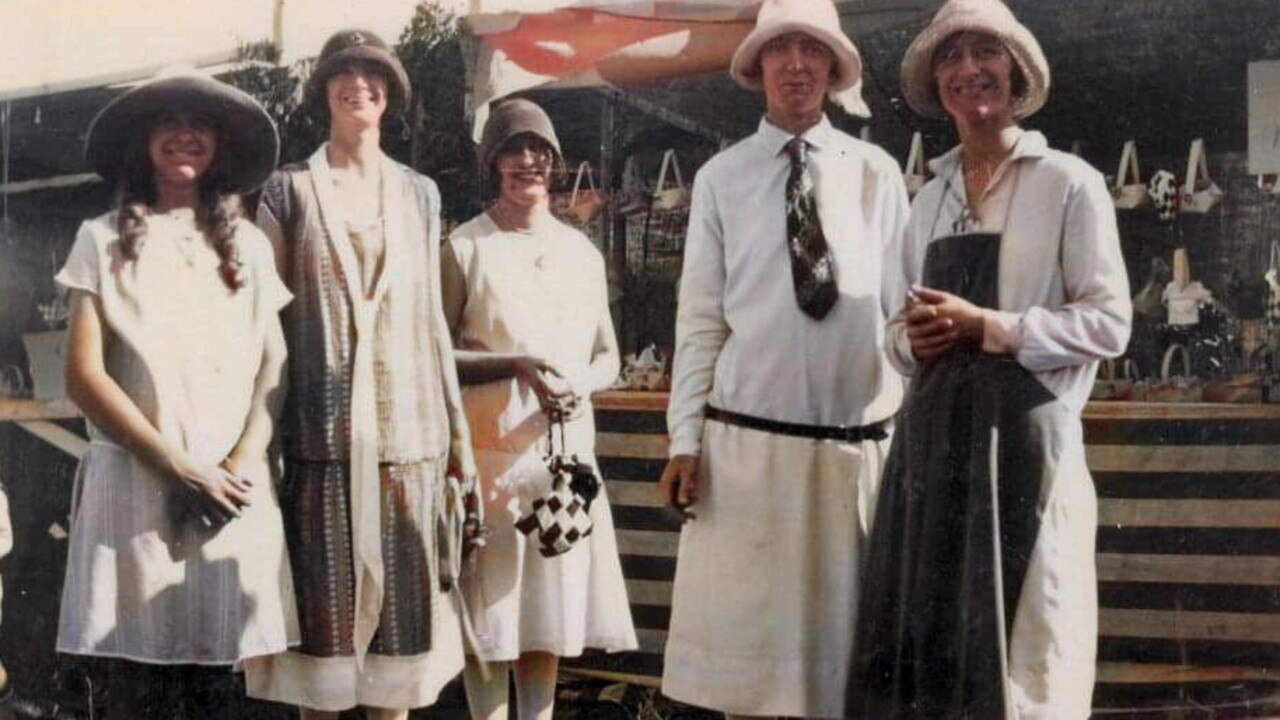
0,397,85,457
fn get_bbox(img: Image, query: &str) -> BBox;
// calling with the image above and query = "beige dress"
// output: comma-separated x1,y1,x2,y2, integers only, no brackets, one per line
55,210,298,664
446,213,636,661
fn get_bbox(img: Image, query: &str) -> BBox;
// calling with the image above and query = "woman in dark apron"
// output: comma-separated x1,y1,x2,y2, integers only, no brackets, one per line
846,1,1132,718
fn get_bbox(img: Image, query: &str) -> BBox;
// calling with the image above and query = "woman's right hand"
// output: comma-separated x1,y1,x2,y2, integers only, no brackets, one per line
904,287,984,361
170,457,253,528
514,355,580,421
657,454,698,522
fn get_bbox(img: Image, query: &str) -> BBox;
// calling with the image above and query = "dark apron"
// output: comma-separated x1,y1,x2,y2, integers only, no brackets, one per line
846,231,1075,719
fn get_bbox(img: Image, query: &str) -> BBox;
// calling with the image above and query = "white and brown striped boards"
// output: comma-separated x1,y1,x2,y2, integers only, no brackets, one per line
565,393,1280,715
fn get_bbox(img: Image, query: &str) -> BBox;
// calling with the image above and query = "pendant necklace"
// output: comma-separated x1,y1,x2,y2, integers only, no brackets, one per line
490,203,547,270
161,210,202,268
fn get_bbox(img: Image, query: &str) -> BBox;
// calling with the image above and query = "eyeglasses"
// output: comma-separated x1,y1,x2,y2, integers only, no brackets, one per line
497,136,555,164
934,38,1008,68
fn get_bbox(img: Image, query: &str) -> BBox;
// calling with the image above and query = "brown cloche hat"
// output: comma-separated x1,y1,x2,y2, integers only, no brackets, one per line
86,71,279,194
477,98,562,171
305,29,411,117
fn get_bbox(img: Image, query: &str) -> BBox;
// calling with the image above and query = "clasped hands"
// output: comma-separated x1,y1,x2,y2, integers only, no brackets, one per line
904,285,986,361
172,456,253,530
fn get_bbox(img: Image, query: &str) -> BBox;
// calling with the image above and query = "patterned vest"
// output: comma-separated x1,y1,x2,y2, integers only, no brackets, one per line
264,161,451,463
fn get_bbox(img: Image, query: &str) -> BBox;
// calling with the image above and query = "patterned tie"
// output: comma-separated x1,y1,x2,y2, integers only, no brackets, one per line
785,137,839,319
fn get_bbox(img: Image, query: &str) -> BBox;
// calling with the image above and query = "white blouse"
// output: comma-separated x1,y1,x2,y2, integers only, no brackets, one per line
667,116,909,457
885,130,1133,412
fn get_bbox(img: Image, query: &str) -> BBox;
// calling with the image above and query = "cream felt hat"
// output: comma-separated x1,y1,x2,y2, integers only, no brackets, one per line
900,0,1049,120
730,0,870,117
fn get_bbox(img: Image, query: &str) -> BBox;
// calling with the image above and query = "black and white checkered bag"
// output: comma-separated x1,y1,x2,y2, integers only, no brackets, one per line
514,420,601,558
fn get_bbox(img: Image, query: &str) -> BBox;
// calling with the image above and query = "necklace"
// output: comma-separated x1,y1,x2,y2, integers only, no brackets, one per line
155,210,203,268
340,169,386,297
488,205,552,271
489,203,538,235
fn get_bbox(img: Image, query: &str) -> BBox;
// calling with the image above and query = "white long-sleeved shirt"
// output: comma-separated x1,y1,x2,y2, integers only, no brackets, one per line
667,116,909,457
885,129,1132,412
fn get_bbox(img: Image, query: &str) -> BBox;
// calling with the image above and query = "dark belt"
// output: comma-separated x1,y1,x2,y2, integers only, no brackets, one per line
704,405,888,443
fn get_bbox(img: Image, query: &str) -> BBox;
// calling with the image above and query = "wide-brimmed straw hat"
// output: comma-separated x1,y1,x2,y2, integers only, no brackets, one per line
900,0,1049,120
86,72,279,194
477,98,562,171
305,28,411,117
729,0,868,116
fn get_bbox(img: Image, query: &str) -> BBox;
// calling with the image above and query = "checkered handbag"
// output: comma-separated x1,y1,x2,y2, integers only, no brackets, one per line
514,420,601,558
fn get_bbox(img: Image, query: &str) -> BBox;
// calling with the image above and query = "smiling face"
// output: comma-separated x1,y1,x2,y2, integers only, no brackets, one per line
932,31,1017,126
758,32,834,131
147,110,218,192
326,59,390,133
493,133,556,207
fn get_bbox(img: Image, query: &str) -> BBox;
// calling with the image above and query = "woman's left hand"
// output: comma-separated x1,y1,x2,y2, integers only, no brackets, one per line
538,372,585,421
905,286,985,361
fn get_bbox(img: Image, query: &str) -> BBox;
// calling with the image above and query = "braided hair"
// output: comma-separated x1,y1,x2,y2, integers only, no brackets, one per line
114,117,246,291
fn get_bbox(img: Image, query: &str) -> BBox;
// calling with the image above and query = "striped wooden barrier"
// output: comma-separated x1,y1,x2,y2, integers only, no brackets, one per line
565,393,1280,716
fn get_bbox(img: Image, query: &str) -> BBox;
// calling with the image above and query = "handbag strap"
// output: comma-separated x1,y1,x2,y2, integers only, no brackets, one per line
905,132,926,175
569,161,596,204
655,149,685,194
1115,140,1141,189
1184,138,1211,193
1162,343,1191,381
544,415,568,459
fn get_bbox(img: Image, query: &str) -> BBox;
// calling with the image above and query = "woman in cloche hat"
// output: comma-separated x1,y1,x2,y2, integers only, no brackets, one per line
441,97,637,720
55,71,295,719
242,29,479,720
847,0,1131,718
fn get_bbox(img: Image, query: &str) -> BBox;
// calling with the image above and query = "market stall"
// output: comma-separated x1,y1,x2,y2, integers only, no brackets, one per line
2,0,1280,717
457,1,1280,715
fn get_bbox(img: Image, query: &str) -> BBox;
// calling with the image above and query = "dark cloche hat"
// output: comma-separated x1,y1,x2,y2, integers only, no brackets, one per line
306,28,411,117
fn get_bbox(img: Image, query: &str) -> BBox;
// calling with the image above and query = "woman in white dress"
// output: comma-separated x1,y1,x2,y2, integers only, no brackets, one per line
846,1,1131,718
442,98,637,720
55,73,295,719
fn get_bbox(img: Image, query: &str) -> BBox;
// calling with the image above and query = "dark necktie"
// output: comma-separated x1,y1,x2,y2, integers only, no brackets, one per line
785,136,838,319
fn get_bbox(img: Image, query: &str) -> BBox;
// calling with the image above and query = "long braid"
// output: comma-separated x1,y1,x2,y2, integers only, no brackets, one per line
200,181,246,291
117,193,150,261
116,148,155,261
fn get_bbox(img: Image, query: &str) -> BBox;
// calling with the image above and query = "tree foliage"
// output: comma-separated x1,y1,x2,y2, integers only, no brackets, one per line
229,2,480,221
397,0,480,221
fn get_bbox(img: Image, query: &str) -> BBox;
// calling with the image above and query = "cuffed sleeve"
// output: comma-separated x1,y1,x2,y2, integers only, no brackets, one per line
56,221,103,296
1014,173,1132,372
981,309,1024,355
880,163,915,375
667,171,728,458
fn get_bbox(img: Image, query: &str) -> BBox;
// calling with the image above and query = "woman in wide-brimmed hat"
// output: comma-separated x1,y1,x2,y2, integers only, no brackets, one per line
846,0,1131,718
242,29,478,720
55,71,295,719
440,97,636,720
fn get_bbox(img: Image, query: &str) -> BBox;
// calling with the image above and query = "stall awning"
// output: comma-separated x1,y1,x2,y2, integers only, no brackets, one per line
464,0,941,134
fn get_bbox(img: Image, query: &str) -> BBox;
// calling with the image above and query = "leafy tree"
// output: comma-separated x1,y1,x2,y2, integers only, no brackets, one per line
226,40,325,165
397,1,480,222
228,2,480,220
